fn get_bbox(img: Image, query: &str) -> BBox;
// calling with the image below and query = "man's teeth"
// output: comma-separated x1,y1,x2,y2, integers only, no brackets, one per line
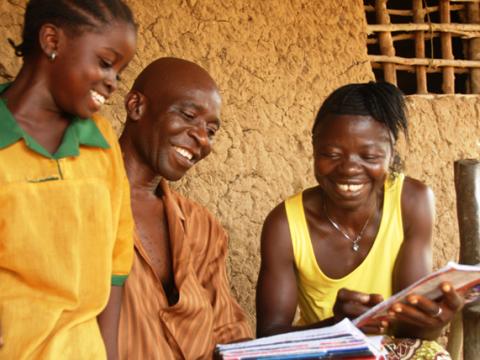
91,90,105,105
337,183,364,192
174,146,193,160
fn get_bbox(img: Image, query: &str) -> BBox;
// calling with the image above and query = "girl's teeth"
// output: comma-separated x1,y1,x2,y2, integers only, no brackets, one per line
91,91,105,105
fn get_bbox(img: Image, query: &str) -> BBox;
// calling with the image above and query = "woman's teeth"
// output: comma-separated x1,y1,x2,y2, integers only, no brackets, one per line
90,90,105,105
337,183,364,192
174,146,193,160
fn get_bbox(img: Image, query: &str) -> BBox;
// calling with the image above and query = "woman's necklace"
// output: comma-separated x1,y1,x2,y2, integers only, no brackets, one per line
323,201,374,252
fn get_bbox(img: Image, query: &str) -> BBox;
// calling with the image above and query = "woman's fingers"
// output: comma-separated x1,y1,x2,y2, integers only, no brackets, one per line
405,282,463,319
405,295,443,319
391,282,463,329
362,317,391,331
368,293,385,306
342,301,375,318
337,288,370,304
334,289,369,319
335,289,385,320
360,320,389,335
440,282,464,312
389,302,438,327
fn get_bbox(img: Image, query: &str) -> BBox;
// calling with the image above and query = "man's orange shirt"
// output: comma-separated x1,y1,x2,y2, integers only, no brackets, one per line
119,179,252,359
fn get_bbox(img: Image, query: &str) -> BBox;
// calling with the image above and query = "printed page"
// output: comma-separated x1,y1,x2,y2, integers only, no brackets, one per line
353,262,480,327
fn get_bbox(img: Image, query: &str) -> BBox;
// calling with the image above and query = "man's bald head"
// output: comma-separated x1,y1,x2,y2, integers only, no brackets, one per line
131,57,219,103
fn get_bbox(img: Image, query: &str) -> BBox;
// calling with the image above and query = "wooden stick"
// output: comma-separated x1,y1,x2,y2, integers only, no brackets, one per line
365,6,414,16
454,159,480,360
468,3,480,93
375,0,396,84
367,32,472,45
367,23,480,35
464,316,480,360
371,62,470,73
440,0,455,93
413,0,427,93
365,4,466,14
369,34,417,44
447,313,464,360
370,54,480,67
424,5,465,14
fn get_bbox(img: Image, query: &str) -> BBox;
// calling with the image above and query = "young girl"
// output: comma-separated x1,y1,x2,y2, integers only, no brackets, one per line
0,1,136,358
256,82,464,359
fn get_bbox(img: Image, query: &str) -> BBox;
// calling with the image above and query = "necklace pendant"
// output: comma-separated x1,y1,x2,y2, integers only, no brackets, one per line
352,243,360,251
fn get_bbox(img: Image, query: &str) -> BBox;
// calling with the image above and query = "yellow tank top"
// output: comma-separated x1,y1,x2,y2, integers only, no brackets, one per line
284,174,405,325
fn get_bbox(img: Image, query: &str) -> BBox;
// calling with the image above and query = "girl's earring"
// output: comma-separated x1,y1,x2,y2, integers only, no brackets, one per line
49,52,57,61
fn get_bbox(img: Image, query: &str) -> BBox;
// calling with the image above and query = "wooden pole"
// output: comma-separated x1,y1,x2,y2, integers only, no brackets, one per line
454,159,480,360
447,313,464,360
468,3,480,93
364,6,415,16
366,23,480,38
371,62,470,73
413,0,428,93
365,4,466,14
369,55,480,68
453,159,480,264
440,0,455,93
367,32,472,45
375,0,397,84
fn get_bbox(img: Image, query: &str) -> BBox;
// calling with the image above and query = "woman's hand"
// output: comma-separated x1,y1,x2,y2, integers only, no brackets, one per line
333,288,389,334
389,282,464,332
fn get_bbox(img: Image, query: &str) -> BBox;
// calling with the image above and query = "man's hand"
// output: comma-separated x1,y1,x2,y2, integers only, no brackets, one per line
333,288,388,334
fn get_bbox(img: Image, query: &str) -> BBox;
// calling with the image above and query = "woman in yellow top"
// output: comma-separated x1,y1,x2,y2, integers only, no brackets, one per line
0,1,136,359
256,82,464,358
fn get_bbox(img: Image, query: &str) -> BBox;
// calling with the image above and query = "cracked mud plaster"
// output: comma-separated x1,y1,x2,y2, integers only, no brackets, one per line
1,0,480,330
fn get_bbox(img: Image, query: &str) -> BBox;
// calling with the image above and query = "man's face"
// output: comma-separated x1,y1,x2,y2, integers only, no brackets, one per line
136,83,221,181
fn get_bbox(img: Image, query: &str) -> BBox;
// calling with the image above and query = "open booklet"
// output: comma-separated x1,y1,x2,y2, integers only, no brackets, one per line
215,318,387,359
353,262,480,328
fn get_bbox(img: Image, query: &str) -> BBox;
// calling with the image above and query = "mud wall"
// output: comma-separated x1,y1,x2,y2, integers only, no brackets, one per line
402,95,480,269
1,0,479,329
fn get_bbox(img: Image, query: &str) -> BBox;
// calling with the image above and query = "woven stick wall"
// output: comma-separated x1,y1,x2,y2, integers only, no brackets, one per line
366,0,480,94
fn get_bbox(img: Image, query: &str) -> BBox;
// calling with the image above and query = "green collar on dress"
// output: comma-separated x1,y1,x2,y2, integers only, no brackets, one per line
0,82,110,159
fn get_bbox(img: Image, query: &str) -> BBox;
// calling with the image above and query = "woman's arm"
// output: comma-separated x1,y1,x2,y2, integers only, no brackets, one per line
391,177,463,339
256,203,305,337
393,177,435,291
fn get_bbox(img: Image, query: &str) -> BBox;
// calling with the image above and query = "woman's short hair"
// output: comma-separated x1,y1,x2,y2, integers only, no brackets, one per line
312,82,408,143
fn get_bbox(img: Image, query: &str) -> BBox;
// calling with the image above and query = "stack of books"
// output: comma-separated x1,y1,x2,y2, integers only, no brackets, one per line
215,318,386,359
217,262,480,359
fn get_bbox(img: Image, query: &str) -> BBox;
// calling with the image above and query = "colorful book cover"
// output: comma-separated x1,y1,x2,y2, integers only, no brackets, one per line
216,319,386,359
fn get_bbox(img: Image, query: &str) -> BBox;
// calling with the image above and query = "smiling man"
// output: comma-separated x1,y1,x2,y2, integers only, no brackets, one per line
118,57,252,359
